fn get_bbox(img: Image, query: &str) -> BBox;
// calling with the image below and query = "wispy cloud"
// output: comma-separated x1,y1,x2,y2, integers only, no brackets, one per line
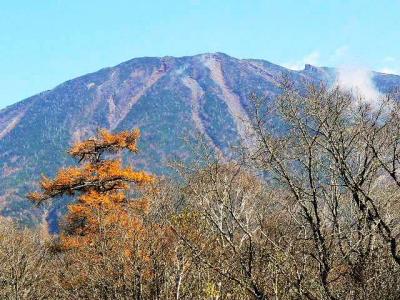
283,51,320,70
282,47,397,107
337,66,382,107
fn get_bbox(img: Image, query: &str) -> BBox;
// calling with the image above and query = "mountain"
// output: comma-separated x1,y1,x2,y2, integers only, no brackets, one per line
1,52,399,228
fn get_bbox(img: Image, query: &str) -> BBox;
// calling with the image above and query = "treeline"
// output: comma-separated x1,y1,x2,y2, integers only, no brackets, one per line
2,84,400,299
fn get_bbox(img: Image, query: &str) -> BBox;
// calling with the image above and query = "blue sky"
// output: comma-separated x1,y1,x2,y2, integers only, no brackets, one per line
1,0,399,109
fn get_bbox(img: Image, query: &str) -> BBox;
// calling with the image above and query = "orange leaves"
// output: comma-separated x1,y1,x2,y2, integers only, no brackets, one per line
69,128,141,161
26,191,43,202
40,176,54,190
99,128,140,152
64,188,152,247
46,167,84,189
28,128,156,252
64,144,152,248
78,190,126,208
129,199,150,215
94,160,154,184
28,128,153,203
84,160,154,186
60,234,85,250
28,160,154,204
25,128,186,297
68,204,87,215
68,140,96,158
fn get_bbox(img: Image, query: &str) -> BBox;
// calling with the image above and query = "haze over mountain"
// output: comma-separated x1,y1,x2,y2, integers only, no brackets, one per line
1,52,399,228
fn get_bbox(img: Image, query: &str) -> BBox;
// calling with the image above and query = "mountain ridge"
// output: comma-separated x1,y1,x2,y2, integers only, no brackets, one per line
0,52,328,112
1,52,399,227
2,52,398,113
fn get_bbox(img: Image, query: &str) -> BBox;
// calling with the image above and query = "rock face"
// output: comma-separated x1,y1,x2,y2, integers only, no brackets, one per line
0,52,399,227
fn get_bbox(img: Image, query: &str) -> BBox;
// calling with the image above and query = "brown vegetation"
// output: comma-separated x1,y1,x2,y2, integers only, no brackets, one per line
3,84,400,299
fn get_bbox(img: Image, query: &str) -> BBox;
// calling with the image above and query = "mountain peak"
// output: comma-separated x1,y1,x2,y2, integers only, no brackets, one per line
304,63,318,71
0,53,399,227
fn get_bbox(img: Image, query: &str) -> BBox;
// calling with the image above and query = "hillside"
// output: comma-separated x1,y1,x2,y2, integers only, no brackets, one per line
1,52,399,227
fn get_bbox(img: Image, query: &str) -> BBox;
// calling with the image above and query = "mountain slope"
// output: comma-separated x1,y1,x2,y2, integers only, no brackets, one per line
0,52,399,227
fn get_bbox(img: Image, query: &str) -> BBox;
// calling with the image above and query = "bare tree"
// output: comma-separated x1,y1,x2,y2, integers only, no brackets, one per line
0,218,54,299
248,82,400,298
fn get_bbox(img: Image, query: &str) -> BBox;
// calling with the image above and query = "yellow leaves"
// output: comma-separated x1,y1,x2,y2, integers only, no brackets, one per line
35,158,154,249
24,128,186,296
171,210,201,228
204,282,221,299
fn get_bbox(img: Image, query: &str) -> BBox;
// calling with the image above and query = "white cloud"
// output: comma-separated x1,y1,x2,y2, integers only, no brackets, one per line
282,48,397,107
283,51,320,70
337,66,382,107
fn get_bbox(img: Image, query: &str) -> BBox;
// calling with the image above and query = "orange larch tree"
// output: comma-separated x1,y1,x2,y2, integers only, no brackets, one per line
28,128,154,248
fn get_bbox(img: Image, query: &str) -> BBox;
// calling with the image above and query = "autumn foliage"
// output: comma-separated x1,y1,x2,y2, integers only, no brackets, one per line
16,85,400,299
28,129,154,249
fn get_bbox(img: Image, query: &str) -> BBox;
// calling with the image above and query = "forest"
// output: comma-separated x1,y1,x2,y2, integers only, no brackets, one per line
1,83,400,300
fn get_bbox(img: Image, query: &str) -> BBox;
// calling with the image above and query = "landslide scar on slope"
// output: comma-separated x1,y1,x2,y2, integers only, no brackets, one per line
181,77,206,134
71,70,122,142
71,65,166,143
108,66,167,130
0,109,27,140
181,76,222,155
202,55,255,145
